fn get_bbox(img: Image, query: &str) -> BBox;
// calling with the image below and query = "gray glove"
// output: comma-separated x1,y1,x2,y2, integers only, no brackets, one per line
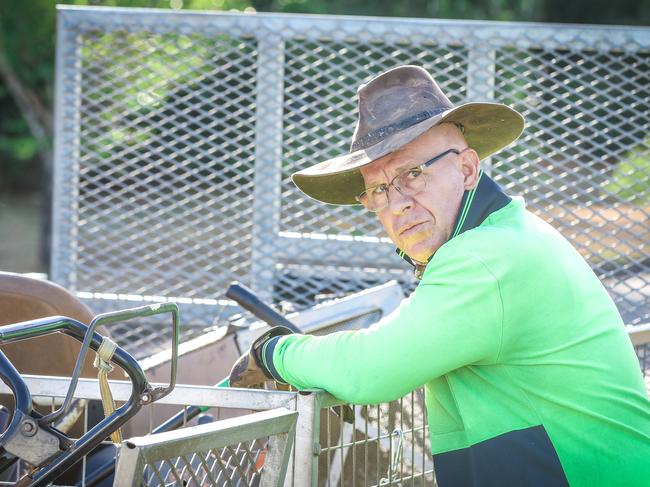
229,326,293,388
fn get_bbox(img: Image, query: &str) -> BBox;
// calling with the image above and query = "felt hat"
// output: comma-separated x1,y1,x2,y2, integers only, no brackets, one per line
292,65,525,205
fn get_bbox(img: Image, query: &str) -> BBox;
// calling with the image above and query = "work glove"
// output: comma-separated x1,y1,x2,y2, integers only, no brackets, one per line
229,326,294,388
229,325,357,425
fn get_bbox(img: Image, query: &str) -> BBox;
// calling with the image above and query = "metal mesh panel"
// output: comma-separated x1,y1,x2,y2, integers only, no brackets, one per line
76,28,258,299
0,376,302,486
320,390,434,487
53,8,650,326
139,438,266,486
493,46,650,325
114,407,296,486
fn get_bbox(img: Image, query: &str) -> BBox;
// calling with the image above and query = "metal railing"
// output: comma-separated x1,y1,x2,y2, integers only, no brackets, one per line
0,376,426,487
315,390,434,487
51,6,650,328
0,377,306,486
0,375,298,485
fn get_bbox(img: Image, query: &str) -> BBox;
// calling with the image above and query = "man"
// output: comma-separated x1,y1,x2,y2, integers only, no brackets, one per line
229,65,650,486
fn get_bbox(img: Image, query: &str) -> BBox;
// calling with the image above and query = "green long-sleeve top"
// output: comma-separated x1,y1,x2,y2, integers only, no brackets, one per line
264,180,650,486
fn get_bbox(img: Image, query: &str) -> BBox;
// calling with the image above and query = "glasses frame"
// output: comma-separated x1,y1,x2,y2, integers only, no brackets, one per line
355,148,462,212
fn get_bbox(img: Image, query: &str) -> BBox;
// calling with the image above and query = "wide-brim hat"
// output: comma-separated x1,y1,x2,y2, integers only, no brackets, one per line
292,65,525,205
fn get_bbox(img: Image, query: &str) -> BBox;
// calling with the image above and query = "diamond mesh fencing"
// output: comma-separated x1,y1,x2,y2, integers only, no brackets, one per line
52,7,649,334
139,438,266,486
319,390,434,487
61,23,258,311
114,407,296,486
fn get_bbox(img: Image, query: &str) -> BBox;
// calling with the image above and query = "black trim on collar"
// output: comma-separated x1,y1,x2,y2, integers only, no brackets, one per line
451,171,511,238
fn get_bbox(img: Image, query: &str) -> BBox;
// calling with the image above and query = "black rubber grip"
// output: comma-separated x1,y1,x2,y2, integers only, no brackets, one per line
225,282,301,333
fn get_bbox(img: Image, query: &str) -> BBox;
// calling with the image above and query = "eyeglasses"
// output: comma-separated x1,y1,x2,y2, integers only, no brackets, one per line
355,148,461,212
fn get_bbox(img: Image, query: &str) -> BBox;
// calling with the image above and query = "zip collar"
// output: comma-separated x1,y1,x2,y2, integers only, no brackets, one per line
396,170,512,277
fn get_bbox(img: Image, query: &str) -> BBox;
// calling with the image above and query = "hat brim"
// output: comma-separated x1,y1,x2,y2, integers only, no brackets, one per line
292,102,525,205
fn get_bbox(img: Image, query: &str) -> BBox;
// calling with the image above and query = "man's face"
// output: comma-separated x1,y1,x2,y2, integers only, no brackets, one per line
359,123,480,263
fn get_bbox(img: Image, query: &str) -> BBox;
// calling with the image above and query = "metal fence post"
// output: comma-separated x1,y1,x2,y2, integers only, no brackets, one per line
290,391,322,487
251,34,285,302
51,8,84,289
113,442,145,486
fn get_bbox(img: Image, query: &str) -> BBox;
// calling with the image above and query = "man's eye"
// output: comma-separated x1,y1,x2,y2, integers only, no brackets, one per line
406,167,423,179
370,185,388,196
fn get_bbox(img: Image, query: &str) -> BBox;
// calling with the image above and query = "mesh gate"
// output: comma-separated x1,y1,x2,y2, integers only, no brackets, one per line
319,390,434,487
114,408,297,486
52,6,650,328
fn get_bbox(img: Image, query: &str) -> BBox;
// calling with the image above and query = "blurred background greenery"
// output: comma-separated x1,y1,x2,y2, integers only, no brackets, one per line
0,0,648,274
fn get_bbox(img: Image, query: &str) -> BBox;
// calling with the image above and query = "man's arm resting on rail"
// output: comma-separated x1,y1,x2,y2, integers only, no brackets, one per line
255,252,505,404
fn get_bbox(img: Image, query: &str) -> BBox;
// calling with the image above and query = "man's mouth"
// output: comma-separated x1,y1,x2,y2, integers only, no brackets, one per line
398,222,425,236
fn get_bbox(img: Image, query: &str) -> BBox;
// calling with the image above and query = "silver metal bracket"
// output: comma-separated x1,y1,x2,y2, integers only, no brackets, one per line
3,411,61,466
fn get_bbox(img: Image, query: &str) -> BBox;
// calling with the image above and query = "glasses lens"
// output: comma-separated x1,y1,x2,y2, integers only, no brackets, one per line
357,187,388,212
395,166,427,195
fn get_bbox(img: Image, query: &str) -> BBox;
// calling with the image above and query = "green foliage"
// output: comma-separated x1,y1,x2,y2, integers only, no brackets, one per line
252,0,649,23
604,140,650,204
0,0,254,193
0,85,41,191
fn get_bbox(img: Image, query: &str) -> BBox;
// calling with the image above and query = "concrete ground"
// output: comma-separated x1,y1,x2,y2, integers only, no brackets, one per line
0,193,46,274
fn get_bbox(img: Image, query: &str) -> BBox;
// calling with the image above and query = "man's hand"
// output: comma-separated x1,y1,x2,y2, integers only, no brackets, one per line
229,325,357,424
229,325,294,388
229,349,272,388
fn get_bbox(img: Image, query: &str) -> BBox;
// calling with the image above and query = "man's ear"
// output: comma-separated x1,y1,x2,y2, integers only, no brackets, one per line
460,149,480,190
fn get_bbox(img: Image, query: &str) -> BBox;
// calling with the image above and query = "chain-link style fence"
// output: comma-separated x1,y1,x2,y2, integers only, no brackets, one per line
320,391,434,487
114,408,297,486
52,6,650,328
